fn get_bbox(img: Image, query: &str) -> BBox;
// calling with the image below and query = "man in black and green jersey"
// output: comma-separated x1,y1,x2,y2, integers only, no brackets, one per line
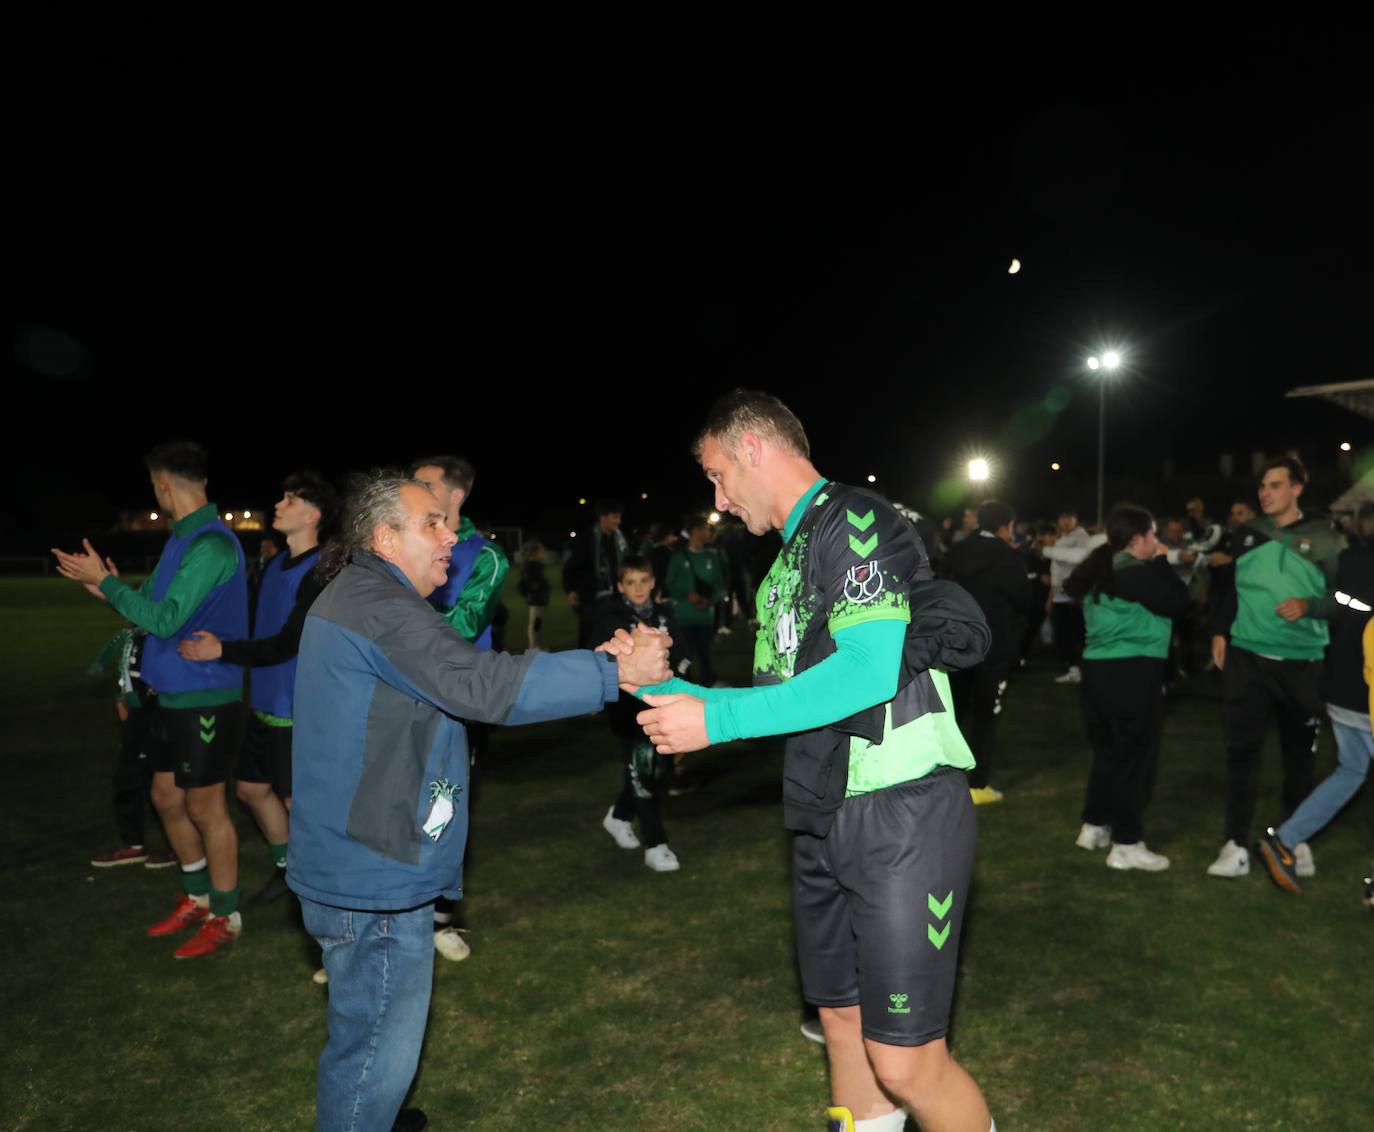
637,391,996,1132
1207,455,1342,880
411,455,511,963
179,472,337,905
54,441,249,959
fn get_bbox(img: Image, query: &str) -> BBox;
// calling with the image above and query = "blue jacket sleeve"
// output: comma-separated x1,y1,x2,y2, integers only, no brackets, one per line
503,651,620,726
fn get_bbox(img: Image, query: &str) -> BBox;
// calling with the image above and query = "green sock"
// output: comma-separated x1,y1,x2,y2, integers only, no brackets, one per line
181,865,212,898
269,842,288,869
210,886,241,917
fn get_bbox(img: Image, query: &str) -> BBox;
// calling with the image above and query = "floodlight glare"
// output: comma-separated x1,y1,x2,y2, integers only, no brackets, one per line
640,492,648,500
968,458,990,482
867,474,877,483
225,513,234,521
578,497,587,505
708,512,722,524
243,510,251,518
1102,351,1121,370
150,512,159,521
1051,463,1061,471
1086,356,1100,371
1340,441,1352,452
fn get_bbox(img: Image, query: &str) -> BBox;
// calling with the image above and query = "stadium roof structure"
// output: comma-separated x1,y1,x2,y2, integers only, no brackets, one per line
1284,378,1374,421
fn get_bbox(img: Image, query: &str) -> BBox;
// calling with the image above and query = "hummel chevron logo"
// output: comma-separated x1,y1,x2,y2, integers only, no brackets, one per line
928,891,953,919
928,922,950,950
199,715,217,744
847,509,876,532
849,533,878,558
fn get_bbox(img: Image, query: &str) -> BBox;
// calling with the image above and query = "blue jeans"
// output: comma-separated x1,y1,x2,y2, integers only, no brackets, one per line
1277,718,1373,847
300,898,434,1132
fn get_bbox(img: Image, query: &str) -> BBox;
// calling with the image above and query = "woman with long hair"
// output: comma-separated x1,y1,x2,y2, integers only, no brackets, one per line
1065,506,1191,870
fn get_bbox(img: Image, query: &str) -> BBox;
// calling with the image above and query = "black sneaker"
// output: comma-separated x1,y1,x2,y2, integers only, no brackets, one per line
1257,828,1302,894
391,1109,427,1132
247,869,291,906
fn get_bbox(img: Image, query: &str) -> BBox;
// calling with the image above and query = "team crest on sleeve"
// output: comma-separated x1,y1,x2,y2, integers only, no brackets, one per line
843,562,884,604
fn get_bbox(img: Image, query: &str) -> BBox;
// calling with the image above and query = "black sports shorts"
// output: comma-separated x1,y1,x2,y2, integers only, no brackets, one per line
793,766,976,1047
236,712,294,798
149,702,240,789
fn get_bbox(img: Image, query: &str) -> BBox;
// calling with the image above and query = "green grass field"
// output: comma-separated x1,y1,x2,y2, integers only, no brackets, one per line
1,573,1369,1131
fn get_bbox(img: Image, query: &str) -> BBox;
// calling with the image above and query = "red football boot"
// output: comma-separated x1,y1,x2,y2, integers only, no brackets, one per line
173,915,240,959
146,895,209,938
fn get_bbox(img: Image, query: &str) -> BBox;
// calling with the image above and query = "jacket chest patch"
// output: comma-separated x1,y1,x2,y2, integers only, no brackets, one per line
422,778,462,842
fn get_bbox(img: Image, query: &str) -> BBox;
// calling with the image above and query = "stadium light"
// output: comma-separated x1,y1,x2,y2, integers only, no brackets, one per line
708,512,721,524
225,513,234,521
149,512,159,521
1086,348,1125,527
569,531,577,538
578,498,587,505
1051,463,1061,471
968,458,990,482
640,492,648,500
1340,441,1352,452
867,474,877,483
243,510,252,518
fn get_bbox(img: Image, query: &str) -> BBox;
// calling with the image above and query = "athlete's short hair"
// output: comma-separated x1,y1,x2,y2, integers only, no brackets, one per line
1259,454,1308,487
976,500,1016,533
1057,504,1078,520
693,389,810,460
618,554,653,580
145,441,209,483
282,471,340,534
409,455,475,497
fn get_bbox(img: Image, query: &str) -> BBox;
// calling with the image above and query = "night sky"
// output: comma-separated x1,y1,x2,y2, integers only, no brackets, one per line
9,26,1372,552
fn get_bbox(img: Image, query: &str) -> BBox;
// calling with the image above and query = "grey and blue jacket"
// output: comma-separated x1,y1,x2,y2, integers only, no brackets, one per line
289,551,620,911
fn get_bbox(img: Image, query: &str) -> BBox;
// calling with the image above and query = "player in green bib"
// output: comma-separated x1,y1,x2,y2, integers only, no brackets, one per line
636,390,996,1132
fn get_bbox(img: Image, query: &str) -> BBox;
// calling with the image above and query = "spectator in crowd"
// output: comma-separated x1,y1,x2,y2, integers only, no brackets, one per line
1066,506,1190,871
1158,517,1202,679
87,628,175,869
942,499,1033,804
410,455,511,963
516,540,550,651
951,506,978,545
666,514,726,690
289,471,670,1132
1184,496,1224,553
642,522,681,602
53,441,250,958
179,471,337,907
564,499,628,647
1208,456,1342,880
1257,501,1374,893
1018,522,1056,667
1205,499,1258,642
1043,506,1104,684
592,555,687,872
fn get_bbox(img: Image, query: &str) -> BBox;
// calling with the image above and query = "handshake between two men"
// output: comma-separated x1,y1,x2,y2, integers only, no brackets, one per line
595,624,711,757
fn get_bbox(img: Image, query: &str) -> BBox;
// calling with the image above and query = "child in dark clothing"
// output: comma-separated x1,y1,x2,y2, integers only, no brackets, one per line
517,540,551,651
589,555,687,872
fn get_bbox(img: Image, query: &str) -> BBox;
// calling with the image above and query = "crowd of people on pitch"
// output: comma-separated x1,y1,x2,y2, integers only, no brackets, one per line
922,456,1374,896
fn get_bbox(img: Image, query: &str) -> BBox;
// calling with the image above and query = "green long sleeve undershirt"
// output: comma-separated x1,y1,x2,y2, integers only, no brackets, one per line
639,618,907,744
440,521,510,640
100,535,238,639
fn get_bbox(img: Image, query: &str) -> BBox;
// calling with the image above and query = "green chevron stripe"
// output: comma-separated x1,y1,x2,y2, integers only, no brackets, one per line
928,922,950,950
847,508,875,531
849,532,878,558
199,716,215,729
928,890,953,920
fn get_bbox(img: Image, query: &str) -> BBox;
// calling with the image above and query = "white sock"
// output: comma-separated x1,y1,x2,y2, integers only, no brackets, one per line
990,1121,997,1132
433,910,453,926
226,911,242,931
181,857,207,873
854,1109,907,1131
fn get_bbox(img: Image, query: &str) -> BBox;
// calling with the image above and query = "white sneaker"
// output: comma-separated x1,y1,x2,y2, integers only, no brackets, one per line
602,807,640,850
1054,666,1082,685
434,927,471,962
1075,823,1111,850
312,967,328,986
1207,840,1250,877
644,844,680,872
1294,841,1315,878
799,1018,826,1045
1106,841,1170,871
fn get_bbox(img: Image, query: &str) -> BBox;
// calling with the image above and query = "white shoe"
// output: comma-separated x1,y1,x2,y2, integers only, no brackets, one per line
602,807,640,850
1054,667,1082,685
1207,840,1250,877
1106,841,1170,871
799,1018,826,1045
1075,823,1111,850
1294,841,1315,877
644,844,680,872
434,927,471,962
312,967,328,986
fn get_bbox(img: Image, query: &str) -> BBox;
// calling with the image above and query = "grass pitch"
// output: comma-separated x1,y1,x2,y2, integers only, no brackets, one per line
0,574,1369,1131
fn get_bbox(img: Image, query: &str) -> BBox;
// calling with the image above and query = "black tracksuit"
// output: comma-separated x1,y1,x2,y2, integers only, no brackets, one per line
941,530,1034,789
589,595,685,847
